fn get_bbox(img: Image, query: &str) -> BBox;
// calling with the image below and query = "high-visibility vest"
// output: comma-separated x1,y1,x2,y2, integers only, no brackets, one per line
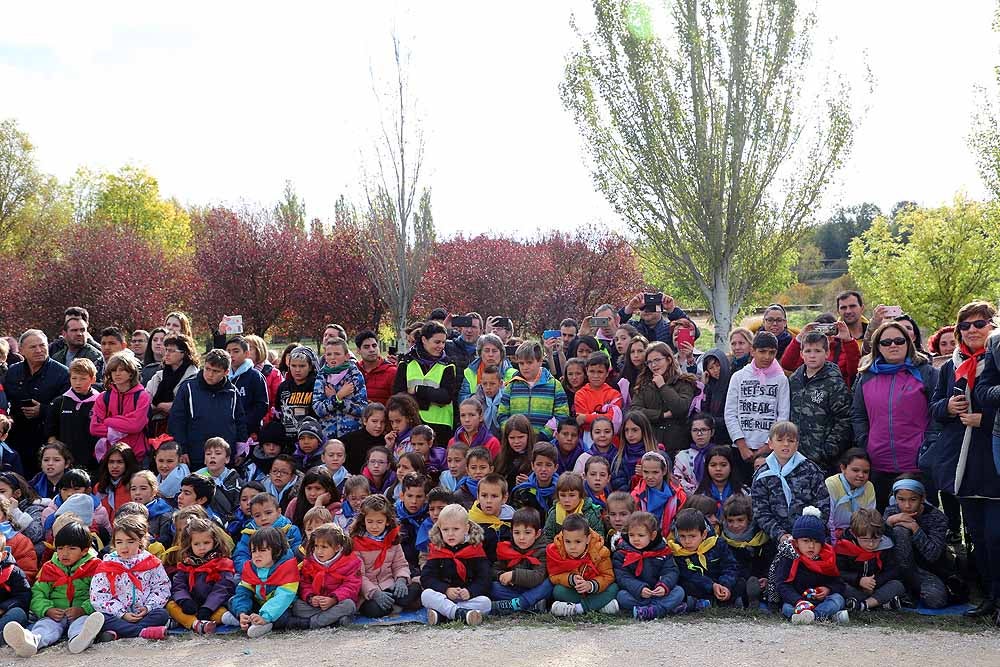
406,361,455,427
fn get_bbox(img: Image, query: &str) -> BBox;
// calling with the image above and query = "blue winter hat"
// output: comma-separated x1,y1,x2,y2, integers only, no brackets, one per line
791,506,825,541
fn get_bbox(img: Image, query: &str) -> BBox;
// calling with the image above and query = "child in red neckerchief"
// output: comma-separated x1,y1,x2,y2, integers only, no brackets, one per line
489,507,550,616
835,508,905,612
547,513,619,617
420,504,491,626
774,507,848,625
614,511,686,619
288,523,360,629
167,516,236,634
350,494,421,618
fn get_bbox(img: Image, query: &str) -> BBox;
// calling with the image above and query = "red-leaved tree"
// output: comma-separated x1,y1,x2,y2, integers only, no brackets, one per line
414,227,644,334
0,251,34,336
190,207,309,337
26,225,191,336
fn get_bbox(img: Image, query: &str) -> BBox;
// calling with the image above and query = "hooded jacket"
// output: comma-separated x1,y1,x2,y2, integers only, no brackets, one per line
700,348,732,444
668,533,739,598
90,383,151,459
788,361,853,471
834,531,901,588
546,529,615,593
750,457,830,541
233,516,303,574
90,550,171,616
420,523,491,598
229,549,299,622
167,372,248,468
498,367,570,440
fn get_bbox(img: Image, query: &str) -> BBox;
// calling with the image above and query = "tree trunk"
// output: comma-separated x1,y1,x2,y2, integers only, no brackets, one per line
708,266,735,353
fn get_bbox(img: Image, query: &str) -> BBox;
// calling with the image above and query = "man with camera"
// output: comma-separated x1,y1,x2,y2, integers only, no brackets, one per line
780,313,860,388
618,292,699,352
445,312,484,373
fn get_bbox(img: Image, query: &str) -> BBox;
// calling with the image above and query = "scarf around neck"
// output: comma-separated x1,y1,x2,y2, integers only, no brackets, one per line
97,554,161,596
833,539,882,569
750,358,783,382
757,452,807,508
37,557,100,604
352,526,400,570
786,543,839,581
495,541,541,568
554,498,585,526
426,542,486,581
152,360,192,404
622,542,673,576
177,556,235,592
869,356,922,381
954,342,986,394
834,473,865,511
61,387,99,411
512,473,558,512
545,542,599,579
468,502,510,531
669,535,718,572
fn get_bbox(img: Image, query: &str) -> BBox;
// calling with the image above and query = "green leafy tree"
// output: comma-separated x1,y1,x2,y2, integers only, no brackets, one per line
0,119,42,245
813,203,881,259
274,180,306,230
848,195,1000,329
561,0,854,350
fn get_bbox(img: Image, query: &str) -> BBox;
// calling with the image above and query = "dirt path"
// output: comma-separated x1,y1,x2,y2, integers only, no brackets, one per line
7,618,999,667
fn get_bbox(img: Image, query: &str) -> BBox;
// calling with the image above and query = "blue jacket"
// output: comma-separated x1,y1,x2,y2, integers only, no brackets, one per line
612,535,680,599
671,536,740,598
167,373,247,468
233,515,302,574
230,365,268,438
228,549,298,622
3,359,70,458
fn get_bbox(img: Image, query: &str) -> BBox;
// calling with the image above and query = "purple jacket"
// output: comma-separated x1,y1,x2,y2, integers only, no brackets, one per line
170,556,237,612
852,366,934,474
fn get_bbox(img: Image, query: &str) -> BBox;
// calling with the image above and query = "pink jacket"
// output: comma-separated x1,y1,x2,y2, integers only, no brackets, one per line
299,552,363,604
355,542,410,600
90,384,151,459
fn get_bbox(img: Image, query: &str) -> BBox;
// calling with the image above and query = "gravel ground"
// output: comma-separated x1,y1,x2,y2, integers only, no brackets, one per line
4,617,999,667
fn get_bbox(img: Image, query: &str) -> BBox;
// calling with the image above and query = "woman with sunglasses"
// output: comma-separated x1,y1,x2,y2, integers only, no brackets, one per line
851,321,938,509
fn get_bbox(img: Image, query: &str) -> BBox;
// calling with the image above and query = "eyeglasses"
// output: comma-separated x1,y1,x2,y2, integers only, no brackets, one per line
878,337,908,347
645,357,667,367
691,428,713,434
764,317,786,324
958,319,990,331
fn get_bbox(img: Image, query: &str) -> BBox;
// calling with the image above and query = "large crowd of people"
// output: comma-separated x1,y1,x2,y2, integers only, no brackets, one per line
0,289,996,655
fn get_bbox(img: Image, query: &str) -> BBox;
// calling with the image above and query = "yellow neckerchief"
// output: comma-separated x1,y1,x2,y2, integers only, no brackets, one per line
555,498,584,525
668,535,718,571
722,530,769,549
158,544,181,565
468,502,509,531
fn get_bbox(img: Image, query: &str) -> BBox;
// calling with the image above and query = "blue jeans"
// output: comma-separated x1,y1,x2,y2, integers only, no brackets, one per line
0,608,28,644
782,593,845,619
490,580,553,608
101,608,169,638
617,586,687,616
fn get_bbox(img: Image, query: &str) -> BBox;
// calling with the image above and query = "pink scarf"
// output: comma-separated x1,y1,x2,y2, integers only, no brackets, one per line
750,359,783,382
61,388,99,411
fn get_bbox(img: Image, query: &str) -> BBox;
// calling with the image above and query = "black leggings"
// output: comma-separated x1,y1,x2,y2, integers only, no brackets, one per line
358,582,422,618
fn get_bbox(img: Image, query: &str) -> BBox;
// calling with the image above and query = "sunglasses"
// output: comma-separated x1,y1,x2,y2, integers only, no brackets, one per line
958,319,990,331
878,337,908,347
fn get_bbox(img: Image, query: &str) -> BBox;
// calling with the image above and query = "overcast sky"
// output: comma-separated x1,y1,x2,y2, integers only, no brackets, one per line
1,1,995,237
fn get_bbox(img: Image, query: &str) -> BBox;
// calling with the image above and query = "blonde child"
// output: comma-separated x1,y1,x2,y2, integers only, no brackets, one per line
288,523,361,629
168,516,236,634
90,514,171,640
421,504,491,626
129,471,173,545
222,527,299,637
351,494,420,617
319,438,349,490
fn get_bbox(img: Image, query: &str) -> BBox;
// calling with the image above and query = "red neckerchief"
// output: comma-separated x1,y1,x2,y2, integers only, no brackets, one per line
301,554,360,595
96,554,161,596
176,556,235,593
426,543,487,582
834,540,882,569
37,558,101,604
351,527,400,570
786,543,839,582
495,541,540,568
955,342,986,393
545,542,600,579
240,558,300,600
0,563,14,592
621,545,673,576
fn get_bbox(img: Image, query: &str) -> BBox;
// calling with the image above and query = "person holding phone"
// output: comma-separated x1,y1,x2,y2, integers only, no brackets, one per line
3,330,70,476
780,313,861,388
618,293,699,353
445,313,483,372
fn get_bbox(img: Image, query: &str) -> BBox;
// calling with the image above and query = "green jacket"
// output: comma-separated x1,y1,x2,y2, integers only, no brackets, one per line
544,498,605,541
31,549,99,617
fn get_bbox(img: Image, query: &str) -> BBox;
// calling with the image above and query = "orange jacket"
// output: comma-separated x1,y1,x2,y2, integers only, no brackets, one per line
546,529,614,592
573,384,623,430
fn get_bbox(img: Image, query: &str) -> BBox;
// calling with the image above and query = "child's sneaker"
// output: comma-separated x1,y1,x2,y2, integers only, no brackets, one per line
885,596,903,611
633,605,657,621
246,622,273,638
791,609,815,625
532,600,548,613
139,626,168,640
550,601,578,617
4,622,38,658
687,596,711,612
672,601,688,615
831,610,850,624
598,599,619,615
192,620,218,634
491,599,518,616
845,598,863,612
457,609,483,626
96,631,118,643
220,611,241,627
426,609,440,626
68,611,106,654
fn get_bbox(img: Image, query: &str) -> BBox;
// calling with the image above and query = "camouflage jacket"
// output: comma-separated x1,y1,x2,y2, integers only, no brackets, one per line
788,361,853,472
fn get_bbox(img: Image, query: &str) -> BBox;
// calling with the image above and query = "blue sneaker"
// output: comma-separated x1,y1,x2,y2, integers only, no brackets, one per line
633,605,658,621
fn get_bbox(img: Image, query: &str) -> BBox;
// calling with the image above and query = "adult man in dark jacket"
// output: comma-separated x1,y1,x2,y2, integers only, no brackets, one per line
168,349,247,470
617,293,699,352
4,330,69,474
50,316,104,380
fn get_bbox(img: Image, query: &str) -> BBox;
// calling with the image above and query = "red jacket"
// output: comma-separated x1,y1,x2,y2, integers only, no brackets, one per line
298,552,362,604
780,336,860,388
7,531,38,583
359,359,397,407
259,365,283,424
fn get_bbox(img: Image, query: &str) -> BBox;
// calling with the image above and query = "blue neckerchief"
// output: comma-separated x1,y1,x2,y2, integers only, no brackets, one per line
30,472,55,500
342,500,356,520
145,497,173,519
512,472,559,513
0,522,15,539
228,359,254,380
416,516,434,553
834,473,865,511
328,466,348,488
709,482,733,519
869,357,923,381
263,478,294,506
439,471,459,492
364,530,387,542
458,476,479,499
644,482,674,522
586,485,607,510
757,452,807,507
555,439,584,473
394,499,428,533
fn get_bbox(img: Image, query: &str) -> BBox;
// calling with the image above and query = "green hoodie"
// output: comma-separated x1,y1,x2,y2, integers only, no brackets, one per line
31,549,99,618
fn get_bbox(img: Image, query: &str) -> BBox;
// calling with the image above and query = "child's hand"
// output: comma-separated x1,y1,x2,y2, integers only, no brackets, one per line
45,608,65,621
134,606,148,618
813,586,829,601
573,578,592,595
457,588,471,601
337,382,355,400
515,473,530,485
640,587,655,599
239,613,252,630
311,596,331,610
122,612,142,623
859,576,877,593
324,384,337,398
316,492,331,507
445,587,463,601
499,571,514,586
310,596,323,608
64,607,85,621
713,583,731,601
576,414,587,426
250,613,267,625
384,431,397,448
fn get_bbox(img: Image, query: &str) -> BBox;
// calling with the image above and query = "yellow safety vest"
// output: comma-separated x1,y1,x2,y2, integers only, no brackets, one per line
406,361,455,427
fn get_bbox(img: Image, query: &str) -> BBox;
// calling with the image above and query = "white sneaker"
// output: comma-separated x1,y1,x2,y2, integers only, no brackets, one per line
463,610,482,626
246,622,273,639
550,601,578,617
3,622,37,658
598,599,620,615
791,609,815,625
425,609,439,626
831,610,850,624
68,612,105,654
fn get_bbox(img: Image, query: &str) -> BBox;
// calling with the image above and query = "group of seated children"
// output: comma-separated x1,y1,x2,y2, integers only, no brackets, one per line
0,394,963,656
